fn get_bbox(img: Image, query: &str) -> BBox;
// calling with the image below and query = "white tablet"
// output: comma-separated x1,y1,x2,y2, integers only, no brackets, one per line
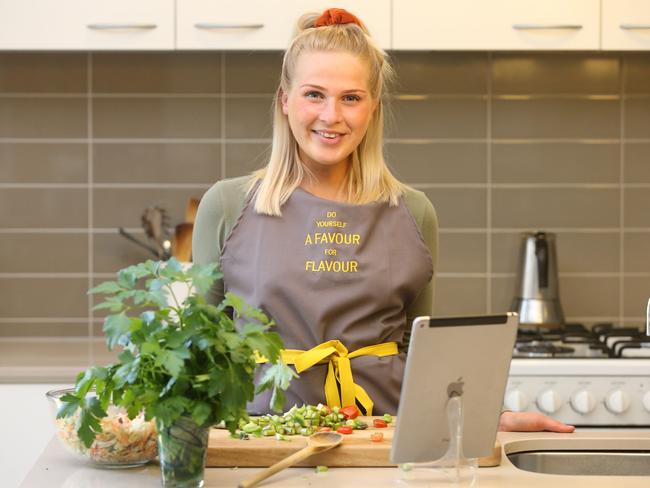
390,313,518,463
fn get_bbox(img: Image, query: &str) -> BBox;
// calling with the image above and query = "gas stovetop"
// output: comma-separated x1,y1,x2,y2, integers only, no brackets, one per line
513,323,650,359
506,323,650,427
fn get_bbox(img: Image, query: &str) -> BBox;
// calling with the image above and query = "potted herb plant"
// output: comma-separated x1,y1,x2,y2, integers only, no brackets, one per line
57,258,294,487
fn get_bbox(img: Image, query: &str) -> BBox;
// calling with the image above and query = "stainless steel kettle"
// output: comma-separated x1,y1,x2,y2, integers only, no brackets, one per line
511,231,565,329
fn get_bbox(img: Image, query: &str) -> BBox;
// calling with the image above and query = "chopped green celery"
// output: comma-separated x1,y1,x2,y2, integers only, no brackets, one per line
242,422,261,434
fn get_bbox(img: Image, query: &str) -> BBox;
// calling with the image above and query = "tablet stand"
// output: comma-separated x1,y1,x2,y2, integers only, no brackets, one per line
395,394,478,486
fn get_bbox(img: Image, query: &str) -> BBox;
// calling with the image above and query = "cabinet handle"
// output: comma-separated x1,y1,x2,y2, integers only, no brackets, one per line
194,23,264,30
512,24,583,30
87,23,157,30
620,24,650,30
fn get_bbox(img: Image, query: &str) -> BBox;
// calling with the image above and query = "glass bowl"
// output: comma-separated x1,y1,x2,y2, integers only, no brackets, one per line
46,387,158,468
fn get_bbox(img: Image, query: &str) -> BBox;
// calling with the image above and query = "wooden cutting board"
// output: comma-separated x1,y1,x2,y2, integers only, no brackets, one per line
206,416,501,468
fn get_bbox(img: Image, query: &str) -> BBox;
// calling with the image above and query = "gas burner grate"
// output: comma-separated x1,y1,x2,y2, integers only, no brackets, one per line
515,344,576,358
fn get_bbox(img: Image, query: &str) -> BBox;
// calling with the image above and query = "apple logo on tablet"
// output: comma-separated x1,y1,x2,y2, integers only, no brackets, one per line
447,377,464,398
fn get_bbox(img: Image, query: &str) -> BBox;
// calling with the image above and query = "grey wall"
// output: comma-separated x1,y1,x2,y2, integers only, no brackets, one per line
0,51,649,339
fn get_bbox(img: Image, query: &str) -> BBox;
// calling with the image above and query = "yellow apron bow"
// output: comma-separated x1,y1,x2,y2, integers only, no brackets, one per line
257,340,398,416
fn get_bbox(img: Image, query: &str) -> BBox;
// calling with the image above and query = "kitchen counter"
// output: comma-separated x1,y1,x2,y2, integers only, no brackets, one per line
20,431,650,488
6,342,650,487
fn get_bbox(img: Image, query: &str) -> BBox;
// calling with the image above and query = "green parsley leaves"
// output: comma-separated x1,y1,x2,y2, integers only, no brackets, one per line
58,258,294,448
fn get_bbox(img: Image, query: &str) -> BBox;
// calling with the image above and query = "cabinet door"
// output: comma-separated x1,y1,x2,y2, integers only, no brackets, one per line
0,0,174,50
177,0,391,50
602,0,650,50
393,0,599,50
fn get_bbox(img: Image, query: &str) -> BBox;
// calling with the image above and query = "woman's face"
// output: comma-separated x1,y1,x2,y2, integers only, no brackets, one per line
281,50,375,173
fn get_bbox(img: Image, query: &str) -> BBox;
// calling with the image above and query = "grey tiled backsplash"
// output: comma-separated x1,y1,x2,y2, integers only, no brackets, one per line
1,51,649,338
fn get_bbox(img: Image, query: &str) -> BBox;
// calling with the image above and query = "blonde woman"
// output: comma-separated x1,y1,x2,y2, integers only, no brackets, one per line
193,8,573,433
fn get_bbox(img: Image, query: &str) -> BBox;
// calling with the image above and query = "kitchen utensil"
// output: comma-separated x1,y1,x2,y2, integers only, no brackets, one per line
46,387,157,467
172,223,193,262
185,197,200,224
237,432,343,488
511,231,565,329
118,227,160,258
141,206,172,260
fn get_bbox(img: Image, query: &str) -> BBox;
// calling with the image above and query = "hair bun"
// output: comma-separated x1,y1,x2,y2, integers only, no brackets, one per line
314,8,363,28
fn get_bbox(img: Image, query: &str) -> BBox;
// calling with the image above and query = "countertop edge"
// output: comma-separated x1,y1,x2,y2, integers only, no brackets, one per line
0,366,80,384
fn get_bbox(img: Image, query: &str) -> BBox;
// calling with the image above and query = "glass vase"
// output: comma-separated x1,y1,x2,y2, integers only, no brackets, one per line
156,416,210,488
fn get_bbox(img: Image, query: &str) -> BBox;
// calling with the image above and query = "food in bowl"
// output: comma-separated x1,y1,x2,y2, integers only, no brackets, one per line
46,388,157,467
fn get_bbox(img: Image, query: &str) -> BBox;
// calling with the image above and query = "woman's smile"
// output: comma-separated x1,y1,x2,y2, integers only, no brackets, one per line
312,129,346,144
281,50,375,173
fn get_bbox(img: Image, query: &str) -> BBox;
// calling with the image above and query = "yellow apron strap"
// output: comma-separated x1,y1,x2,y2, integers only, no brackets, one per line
255,340,398,415
325,361,341,407
348,342,398,359
293,341,346,373
279,349,303,364
334,356,355,407
353,383,375,416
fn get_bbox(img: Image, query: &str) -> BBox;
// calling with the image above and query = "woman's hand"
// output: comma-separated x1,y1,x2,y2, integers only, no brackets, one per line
498,411,575,433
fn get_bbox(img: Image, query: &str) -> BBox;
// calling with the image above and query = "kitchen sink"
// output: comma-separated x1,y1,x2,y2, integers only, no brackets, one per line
508,450,650,476
504,437,650,476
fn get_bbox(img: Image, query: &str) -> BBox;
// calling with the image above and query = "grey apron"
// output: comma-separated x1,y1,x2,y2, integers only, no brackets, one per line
220,187,433,415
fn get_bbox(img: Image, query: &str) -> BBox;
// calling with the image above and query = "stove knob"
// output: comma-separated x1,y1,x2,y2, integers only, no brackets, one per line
536,389,562,414
570,389,596,415
642,391,650,413
504,389,529,412
605,389,630,414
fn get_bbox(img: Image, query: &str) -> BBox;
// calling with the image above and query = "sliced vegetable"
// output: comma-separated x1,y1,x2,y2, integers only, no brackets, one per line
315,465,329,473
370,432,384,442
242,422,261,434
317,403,331,415
353,419,368,430
373,419,388,428
237,404,372,438
336,426,353,435
262,427,276,436
382,413,393,424
340,405,360,419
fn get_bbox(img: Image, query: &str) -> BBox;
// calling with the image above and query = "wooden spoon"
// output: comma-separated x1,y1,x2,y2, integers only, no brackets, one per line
185,197,200,224
237,432,344,488
172,223,193,262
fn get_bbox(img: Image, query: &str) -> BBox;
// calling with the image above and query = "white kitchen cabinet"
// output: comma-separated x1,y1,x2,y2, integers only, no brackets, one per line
176,0,391,50
0,0,174,50
393,0,600,50
602,0,650,50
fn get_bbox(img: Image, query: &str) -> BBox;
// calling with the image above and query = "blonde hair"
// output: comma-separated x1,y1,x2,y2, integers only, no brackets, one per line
249,11,405,216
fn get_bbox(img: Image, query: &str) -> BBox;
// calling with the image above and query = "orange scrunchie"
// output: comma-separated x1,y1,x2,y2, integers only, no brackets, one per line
314,8,363,28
